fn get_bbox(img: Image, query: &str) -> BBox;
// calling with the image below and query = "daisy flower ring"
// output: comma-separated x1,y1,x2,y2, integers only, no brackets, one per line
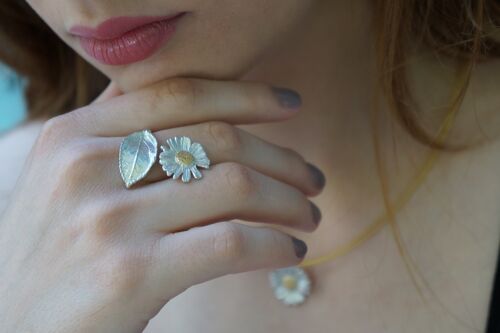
159,136,211,183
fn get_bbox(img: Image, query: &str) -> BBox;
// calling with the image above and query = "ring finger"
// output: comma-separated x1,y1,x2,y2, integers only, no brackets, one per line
132,162,321,233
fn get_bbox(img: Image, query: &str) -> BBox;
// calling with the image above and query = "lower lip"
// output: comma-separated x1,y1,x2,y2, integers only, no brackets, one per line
78,13,185,66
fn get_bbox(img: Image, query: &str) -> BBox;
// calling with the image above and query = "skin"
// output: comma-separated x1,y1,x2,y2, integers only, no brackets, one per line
1,0,500,332
29,0,318,92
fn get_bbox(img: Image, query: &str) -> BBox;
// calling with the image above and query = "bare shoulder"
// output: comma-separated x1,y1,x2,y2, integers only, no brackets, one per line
0,120,44,214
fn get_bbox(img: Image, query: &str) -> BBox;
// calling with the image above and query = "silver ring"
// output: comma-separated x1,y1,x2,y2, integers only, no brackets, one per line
159,136,211,183
119,129,158,189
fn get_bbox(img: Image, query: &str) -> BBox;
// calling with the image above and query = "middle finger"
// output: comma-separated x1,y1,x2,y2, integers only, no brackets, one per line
136,162,322,233
147,121,325,196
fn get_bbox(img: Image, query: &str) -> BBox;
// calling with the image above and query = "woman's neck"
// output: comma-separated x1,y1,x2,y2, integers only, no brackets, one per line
237,0,391,254
236,0,500,260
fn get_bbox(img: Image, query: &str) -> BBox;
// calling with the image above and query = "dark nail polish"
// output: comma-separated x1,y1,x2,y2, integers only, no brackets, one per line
310,202,322,225
271,86,302,109
306,162,326,190
291,237,308,259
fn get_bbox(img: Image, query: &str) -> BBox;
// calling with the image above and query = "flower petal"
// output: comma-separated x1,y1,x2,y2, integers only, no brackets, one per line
196,157,211,169
192,149,208,162
275,287,289,300
180,136,192,151
172,165,184,179
190,165,202,179
283,292,305,306
159,152,176,165
162,163,178,176
166,137,181,152
160,148,176,158
189,142,205,155
162,159,178,169
182,168,192,183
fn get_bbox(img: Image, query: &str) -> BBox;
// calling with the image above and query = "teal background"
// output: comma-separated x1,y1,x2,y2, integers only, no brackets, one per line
0,66,27,134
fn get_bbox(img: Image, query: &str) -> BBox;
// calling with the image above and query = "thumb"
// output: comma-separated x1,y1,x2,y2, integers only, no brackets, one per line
92,81,123,104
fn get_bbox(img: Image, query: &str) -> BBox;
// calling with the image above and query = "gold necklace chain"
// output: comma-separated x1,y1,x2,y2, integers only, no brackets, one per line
268,65,470,306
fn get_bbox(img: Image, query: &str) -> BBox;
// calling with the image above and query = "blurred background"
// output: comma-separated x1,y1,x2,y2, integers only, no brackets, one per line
0,66,27,134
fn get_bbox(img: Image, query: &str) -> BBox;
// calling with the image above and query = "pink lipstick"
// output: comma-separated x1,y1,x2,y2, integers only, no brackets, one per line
70,12,187,66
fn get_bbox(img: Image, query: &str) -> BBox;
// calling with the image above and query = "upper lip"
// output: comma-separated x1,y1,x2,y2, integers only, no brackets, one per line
69,12,186,40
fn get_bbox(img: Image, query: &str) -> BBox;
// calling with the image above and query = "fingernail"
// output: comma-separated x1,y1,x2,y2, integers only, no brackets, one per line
291,237,308,259
310,202,322,225
271,86,302,109
306,162,326,190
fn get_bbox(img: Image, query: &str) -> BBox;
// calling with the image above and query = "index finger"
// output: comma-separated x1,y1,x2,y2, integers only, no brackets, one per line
91,81,123,104
70,78,302,137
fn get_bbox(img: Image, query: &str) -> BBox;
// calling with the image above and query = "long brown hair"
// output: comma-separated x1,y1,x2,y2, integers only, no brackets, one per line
0,1,109,120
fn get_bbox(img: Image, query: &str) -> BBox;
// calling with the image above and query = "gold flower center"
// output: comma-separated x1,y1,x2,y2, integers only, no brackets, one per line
281,275,297,290
175,151,194,166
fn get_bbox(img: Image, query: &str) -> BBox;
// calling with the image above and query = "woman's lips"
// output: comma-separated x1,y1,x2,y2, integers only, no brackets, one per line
69,12,186,66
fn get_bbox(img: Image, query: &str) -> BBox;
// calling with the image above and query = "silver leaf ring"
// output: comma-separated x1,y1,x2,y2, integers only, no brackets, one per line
118,129,158,189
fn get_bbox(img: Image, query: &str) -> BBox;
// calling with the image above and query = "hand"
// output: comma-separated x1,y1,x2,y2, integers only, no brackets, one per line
0,78,325,333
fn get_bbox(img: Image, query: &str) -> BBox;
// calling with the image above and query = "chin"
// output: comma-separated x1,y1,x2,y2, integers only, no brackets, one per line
57,3,316,92
72,14,267,92
103,51,258,93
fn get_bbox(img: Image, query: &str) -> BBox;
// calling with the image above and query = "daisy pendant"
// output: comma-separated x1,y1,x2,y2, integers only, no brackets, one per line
269,266,311,306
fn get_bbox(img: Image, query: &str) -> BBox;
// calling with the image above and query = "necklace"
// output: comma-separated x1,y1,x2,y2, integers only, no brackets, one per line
267,68,465,305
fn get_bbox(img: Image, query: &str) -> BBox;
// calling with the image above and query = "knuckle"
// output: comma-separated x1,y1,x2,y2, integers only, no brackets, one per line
221,163,258,200
83,200,132,240
55,140,108,187
36,115,72,151
42,115,70,135
211,222,246,262
53,220,87,251
142,87,163,114
165,78,198,97
63,140,106,167
205,121,242,156
95,248,152,296
160,78,199,112
45,142,103,202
